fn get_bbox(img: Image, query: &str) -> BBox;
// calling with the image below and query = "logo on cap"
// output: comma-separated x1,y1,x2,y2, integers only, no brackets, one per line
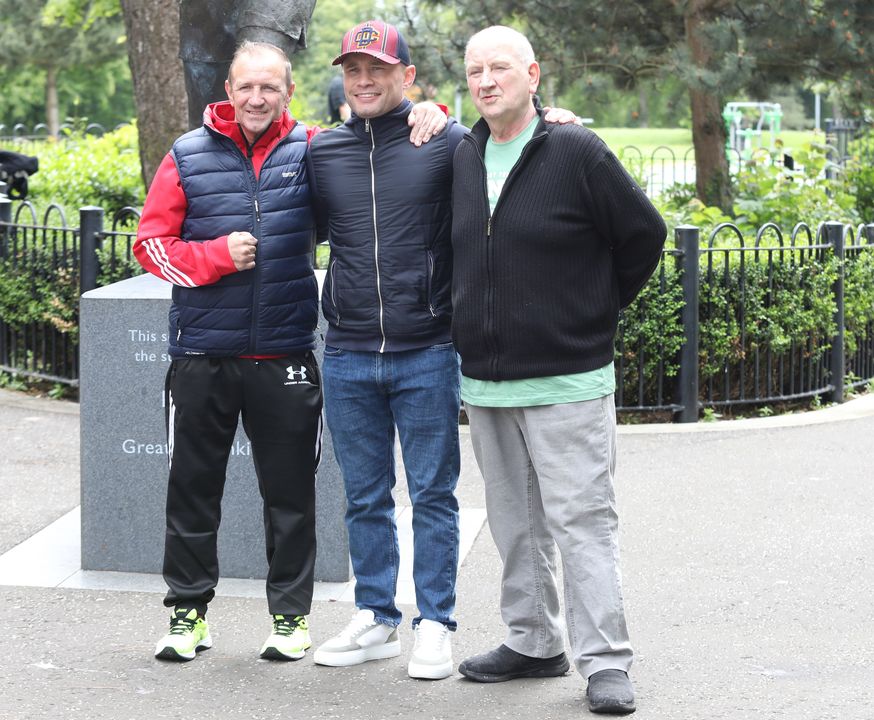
353,26,380,49
333,19,410,66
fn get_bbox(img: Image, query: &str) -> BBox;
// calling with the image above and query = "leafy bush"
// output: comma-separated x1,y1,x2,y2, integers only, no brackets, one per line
850,164,874,221
95,209,143,287
617,221,861,414
617,260,685,407
732,144,859,231
843,245,874,354
845,133,874,222
0,248,79,342
655,142,860,237
699,252,838,383
26,124,145,216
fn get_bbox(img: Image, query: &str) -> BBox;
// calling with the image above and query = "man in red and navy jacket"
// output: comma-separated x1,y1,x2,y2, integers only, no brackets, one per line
135,41,323,664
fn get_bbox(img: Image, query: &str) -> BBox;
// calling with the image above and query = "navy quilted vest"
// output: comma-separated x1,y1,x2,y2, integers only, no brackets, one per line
168,123,317,357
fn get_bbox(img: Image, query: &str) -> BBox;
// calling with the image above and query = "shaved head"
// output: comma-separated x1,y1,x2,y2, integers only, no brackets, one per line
465,25,535,66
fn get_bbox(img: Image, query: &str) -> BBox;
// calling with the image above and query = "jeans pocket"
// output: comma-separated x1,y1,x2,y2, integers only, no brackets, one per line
428,341,455,352
323,344,344,357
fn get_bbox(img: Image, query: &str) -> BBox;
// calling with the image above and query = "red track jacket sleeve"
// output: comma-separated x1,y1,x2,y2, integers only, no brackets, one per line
133,154,238,287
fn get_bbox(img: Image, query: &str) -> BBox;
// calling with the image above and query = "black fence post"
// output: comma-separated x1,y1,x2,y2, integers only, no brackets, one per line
673,225,700,423
0,193,10,229
79,206,104,295
0,195,11,257
0,195,11,371
824,221,845,404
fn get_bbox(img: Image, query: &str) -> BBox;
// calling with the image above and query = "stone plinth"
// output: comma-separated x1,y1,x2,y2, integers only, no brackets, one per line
79,271,350,582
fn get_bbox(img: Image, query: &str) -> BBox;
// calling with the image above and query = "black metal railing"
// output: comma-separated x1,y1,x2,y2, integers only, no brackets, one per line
615,221,874,420
0,197,140,386
699,222,834,410
615,121,872,198
2,191,874,421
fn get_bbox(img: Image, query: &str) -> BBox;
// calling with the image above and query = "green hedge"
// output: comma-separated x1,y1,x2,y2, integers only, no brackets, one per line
618,231,874,412
0,247,79,342
656,142,862,235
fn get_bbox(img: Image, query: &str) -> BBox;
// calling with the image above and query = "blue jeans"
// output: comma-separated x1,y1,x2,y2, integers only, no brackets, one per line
323,343,461,629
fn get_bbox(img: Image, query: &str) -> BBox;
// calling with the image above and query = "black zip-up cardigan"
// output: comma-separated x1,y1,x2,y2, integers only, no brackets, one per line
450,111,667,382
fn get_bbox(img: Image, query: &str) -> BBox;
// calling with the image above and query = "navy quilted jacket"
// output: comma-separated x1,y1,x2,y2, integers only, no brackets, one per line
308,99,467,352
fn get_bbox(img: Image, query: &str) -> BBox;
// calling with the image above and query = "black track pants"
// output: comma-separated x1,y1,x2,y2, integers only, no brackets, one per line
161,355,323,615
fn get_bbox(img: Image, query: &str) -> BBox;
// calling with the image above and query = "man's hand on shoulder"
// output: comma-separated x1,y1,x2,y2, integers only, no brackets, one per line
543,106,584,126
228,231,258,271
408,101,448,147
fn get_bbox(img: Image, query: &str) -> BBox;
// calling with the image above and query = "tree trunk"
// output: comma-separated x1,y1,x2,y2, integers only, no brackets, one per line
45,66,60,137
637,84,649,128
685,0,732,210
689,88,731,209
120,0,187,190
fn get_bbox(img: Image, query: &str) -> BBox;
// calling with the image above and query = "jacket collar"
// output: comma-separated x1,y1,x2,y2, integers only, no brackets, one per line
346,98,414,139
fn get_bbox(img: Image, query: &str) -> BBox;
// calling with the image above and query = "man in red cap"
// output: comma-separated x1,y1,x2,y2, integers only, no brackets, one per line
309,19,580,681
308,20,467,681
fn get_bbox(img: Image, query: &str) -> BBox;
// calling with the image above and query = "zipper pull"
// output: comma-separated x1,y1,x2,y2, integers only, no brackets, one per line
365,118,371,134
487,216,492,238
255,199,261,222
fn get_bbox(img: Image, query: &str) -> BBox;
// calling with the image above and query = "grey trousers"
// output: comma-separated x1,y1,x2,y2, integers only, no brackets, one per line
465,395,633,678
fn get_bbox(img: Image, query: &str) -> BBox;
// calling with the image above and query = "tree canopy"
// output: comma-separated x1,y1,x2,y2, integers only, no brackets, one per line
0,0,128,134
420,0,874,208
3,0,871,204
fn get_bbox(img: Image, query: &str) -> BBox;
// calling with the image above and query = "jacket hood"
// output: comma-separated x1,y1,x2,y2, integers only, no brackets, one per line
202,100,296,152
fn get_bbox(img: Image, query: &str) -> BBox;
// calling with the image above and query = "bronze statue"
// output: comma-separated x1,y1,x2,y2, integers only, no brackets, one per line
179,0,317,128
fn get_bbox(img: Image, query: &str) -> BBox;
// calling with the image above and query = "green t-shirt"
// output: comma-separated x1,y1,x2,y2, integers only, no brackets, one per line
484,115,539,212
461,363,616,407
461,115,614,408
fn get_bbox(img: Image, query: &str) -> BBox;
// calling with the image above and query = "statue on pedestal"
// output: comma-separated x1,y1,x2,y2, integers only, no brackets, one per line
179,0,317,128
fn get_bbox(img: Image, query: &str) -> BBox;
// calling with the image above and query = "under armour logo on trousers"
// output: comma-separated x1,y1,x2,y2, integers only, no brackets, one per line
286,365,308,383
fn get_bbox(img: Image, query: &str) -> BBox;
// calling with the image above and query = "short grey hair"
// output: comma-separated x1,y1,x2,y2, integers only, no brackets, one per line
229,41,293,89
464,25,536,66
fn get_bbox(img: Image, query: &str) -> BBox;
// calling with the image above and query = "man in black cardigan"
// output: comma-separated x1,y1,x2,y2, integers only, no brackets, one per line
450,25,667,716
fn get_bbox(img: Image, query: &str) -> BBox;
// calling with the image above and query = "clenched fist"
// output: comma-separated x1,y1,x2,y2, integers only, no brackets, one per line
228,231,258,271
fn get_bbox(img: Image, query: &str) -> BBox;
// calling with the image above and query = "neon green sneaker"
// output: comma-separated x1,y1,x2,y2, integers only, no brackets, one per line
154,608,212,661
260,615,311,661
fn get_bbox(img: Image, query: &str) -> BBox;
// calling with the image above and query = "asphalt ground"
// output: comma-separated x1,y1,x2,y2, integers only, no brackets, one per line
1,388,873,719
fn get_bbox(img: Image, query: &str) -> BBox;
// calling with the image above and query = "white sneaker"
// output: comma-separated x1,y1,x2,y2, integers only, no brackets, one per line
407,619,453,679
313,609,401,667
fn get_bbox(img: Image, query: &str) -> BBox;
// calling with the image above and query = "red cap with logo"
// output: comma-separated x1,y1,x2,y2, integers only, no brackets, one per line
333,20,411,66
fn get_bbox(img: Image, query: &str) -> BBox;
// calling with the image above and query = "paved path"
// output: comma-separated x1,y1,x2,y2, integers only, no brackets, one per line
1,388,873,719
